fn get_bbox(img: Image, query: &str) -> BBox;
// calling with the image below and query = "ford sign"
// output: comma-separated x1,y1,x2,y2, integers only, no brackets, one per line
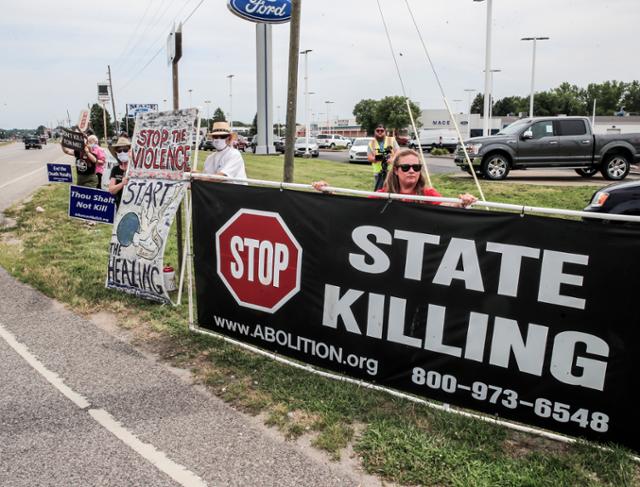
227,0,292,24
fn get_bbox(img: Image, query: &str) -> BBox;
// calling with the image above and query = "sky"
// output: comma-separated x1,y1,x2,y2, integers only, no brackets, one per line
1,0,638,129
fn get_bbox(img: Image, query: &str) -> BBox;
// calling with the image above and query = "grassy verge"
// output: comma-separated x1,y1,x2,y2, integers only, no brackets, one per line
0,153,636,486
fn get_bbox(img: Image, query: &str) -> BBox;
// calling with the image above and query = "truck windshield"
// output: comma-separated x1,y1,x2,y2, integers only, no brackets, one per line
497,119,530,136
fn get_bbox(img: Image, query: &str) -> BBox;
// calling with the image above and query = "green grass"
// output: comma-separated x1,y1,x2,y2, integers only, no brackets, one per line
0,154,636,486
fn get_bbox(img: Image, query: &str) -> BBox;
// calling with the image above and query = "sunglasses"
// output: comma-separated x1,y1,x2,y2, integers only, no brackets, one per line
396,164,422,172
375,129,385,133
115,148,129,153
211,135,228,140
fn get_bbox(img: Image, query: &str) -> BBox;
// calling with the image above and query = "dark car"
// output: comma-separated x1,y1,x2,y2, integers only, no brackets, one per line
24,136,42,149
274,137,285,153
584,180,640,218
199,139,216,151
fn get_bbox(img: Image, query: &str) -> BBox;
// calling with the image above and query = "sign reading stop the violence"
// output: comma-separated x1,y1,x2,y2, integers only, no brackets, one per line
216,209,302,313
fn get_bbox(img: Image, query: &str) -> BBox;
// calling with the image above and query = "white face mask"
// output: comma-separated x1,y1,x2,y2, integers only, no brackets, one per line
117,151,129,163
213,139,228,151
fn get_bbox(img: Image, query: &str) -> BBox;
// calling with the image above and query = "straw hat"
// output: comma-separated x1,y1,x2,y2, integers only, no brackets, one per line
210,121,232,137
109,136,132,158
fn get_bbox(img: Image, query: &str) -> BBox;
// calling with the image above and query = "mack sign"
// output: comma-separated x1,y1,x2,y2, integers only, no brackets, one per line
227,0,291,24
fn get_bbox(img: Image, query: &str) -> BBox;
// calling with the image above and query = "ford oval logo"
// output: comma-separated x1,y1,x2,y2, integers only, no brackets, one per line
227,0,292,24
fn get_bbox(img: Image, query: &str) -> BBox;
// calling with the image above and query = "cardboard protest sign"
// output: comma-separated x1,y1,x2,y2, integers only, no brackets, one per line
106,177,187,304
77,110,90,132
68,185,116,224
61,128,85,152
47,163,73,183
130,108,197,176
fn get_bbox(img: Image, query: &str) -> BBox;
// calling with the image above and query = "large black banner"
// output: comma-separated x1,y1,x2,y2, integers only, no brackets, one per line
192,181,640,451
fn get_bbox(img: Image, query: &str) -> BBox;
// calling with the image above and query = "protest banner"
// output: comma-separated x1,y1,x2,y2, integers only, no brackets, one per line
191,181,640,452
129,108,197,176
61,128,85,152
68,185,116,224
47,163,72,183
106,177,187,303
105,108,198,304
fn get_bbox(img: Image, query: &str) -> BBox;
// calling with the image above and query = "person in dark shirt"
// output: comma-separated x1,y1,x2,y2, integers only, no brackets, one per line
108,137,131,208
61,132,98,187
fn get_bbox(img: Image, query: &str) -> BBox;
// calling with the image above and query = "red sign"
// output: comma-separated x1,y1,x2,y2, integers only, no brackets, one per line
216,209,302,313
78,110,90,132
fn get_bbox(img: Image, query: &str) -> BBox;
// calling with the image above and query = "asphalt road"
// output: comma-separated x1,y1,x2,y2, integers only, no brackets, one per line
0,142,368,486
0,142,65,214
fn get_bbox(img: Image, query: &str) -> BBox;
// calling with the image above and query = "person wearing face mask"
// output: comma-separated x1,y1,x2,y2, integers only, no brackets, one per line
108,137,131,208
203,121,247,180
61,128,98,187
87,135,106,189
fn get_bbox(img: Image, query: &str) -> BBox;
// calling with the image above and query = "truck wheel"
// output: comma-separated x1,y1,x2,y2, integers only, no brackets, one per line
575,167,598,178
601,153,630,180
330,143,335,149
482,154,510,180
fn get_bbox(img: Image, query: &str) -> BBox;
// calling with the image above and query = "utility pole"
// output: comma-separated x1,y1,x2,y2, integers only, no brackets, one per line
283,0,301,183
301,49,312,157
170,24,183,272
107,65,119,134
227,74,234,130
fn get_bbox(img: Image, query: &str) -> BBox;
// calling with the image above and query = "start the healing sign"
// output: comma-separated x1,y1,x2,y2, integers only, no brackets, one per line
192,182,640,452
130,108,197,176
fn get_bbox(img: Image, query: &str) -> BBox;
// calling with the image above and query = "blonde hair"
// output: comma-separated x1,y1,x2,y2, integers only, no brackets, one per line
382,148,426,194
87,135,99,145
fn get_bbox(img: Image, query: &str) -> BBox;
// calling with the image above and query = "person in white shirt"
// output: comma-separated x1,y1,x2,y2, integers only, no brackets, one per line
203,121,247,180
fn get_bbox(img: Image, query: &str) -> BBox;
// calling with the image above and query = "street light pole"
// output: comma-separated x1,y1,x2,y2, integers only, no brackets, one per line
227,74,234,130
204,100,211,130
300,49,312,156
474,0,493,136
521,36,550,117
483,69,501,128
464,88,477,139
325,100,334,133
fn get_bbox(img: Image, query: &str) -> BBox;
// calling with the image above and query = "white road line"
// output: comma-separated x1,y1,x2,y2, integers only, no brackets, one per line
0,166,45,191
0,321,207,487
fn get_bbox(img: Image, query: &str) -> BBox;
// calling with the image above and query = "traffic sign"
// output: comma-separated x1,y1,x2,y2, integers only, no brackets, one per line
216,209,302,313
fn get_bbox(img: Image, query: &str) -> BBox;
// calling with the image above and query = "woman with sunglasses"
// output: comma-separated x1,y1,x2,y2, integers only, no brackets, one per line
108,136,132,208
313,149,476,208
203,121,247,180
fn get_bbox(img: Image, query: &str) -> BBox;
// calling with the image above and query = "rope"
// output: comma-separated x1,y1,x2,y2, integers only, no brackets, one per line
374,0,432,188
403,0,486,201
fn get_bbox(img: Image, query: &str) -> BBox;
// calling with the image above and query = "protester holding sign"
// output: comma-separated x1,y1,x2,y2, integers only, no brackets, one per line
87,135,106,189
314,149,476,208
61,131,98,187
108,137,131,208
203,122,247,180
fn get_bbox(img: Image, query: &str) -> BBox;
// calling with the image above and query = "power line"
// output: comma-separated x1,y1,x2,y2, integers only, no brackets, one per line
117,0,205,92
112,0,155,67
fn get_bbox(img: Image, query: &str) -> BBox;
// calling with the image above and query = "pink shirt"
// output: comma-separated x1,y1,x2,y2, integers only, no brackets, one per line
91,146,106,174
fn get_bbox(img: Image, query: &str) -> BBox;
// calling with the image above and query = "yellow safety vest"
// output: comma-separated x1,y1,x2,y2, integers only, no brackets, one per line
369,136,395,174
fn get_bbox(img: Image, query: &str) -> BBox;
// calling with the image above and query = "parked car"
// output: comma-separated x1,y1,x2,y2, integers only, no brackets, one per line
348,137,373,163
584,180,640,218
410,129,459,152
233,134,250,152
316,134,351,149
454,116,640,181
274,137,285,153
24,136,42,149
294,137,319,157
199,138,216,151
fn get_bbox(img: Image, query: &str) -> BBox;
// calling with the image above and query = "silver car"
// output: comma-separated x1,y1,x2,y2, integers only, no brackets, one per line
348,137,373,163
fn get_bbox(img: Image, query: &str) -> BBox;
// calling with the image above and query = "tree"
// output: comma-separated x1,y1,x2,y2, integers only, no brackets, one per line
36,125,47,135
120,116,135,137
622,80,640,114
470,94,484,115
89,103,113,140
250,113,257,136
352,99,379,135
375,96,421,134
492,96,527,116
551,82,586,115
213,107,226,122
585,81,626,116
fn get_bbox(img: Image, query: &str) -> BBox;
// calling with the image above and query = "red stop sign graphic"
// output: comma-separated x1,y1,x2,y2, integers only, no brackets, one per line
216,209,302,313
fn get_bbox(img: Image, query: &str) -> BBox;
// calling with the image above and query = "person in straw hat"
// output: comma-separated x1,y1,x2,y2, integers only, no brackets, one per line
108,136,132,208
203,121,247,180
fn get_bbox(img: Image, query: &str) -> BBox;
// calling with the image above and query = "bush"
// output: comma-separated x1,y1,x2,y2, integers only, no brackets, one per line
430,148,450,156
